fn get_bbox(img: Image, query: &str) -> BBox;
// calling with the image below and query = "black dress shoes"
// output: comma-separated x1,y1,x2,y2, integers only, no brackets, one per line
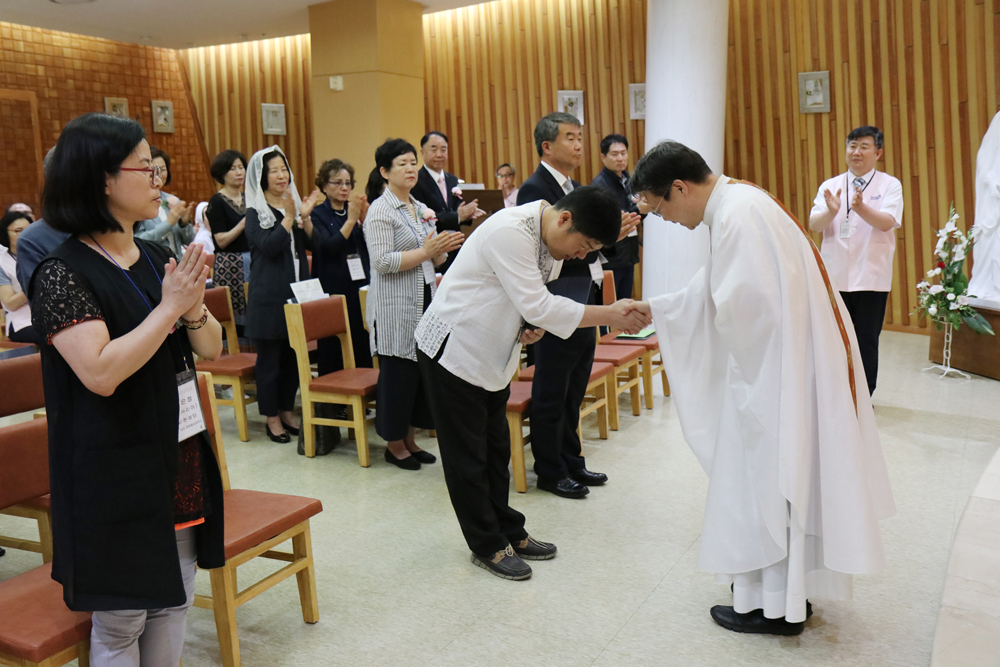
410,449,437,464
570,468,608,486
280,421,300,436
266,424,291,443
512,536,557,560
471,545,532,580
384,448,421,470
709,606,805,636
537,477,589,498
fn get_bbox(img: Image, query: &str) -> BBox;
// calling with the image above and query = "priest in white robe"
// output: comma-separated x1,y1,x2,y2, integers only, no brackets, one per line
627,141,895,635
969,111,1000,306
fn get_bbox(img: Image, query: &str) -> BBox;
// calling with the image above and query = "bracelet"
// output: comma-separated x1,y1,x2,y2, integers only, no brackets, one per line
179,306,209,330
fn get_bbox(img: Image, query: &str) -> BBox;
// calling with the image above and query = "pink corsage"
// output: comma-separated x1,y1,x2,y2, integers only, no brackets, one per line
421,208,438,227
451,185,463,199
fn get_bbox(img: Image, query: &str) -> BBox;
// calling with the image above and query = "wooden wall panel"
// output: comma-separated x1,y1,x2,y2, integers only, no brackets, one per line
422,0,647,187
724,0,1000,332
178,35,315,196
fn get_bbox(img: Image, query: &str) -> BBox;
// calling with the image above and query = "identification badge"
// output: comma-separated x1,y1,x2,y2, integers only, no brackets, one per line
177,369,207,442
840,221,851,239
347,254,366,281
422,260,436,285
589,260,604,284
627,227,639,237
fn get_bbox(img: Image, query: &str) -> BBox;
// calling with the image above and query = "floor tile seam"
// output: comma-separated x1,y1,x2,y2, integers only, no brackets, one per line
488,614,618,659
420,598,506,665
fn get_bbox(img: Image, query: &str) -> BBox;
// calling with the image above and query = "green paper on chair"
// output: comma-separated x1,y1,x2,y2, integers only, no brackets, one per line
615,328,655,340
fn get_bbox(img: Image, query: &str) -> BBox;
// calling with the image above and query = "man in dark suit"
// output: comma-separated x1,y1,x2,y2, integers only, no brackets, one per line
516,112,638,499
591,134,642,302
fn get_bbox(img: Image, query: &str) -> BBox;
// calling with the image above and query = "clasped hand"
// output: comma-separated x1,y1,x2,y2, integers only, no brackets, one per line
458,199,488,223
611,299,652,334
423,230,465,258
618,212,641,241
161,243,212,321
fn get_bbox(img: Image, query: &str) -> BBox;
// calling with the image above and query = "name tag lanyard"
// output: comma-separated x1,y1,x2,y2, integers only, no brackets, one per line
845,171,875,218
90,237,207,441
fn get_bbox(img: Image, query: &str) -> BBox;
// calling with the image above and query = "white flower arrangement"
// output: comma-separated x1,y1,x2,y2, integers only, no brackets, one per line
913,205,994,335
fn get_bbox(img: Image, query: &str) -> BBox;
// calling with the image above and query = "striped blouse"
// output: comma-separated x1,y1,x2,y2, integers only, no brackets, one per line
363,188,440,361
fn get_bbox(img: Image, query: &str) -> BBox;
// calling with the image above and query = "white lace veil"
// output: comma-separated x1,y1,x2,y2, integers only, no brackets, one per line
245,145,302,229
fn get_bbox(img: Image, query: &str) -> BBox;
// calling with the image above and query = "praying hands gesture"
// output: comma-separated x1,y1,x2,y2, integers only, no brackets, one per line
348,194,369,225
423,230,465,262
162,243,212,321
618,212,641,241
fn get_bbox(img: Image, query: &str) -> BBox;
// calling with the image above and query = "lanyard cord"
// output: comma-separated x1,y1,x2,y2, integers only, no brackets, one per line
89,236,162,312
845,170,875,217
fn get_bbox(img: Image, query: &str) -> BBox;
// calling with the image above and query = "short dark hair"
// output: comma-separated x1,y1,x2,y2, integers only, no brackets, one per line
847,125,884,150
534,112,581,157
375,138,418,173
420,131,449,148
552,185,621,248
149,146,171,186
365,166,386,203
210,149,247,184
315,159,355,190
630,140,712,201
259,150,291,192
496,163,515,176
43,112,147,235
600,134,629,155
0,211,32,250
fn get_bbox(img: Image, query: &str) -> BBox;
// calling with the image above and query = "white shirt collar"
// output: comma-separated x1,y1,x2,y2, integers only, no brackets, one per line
702,174,730,229
424,165,445,182
540,160,572,191
847,168,876,186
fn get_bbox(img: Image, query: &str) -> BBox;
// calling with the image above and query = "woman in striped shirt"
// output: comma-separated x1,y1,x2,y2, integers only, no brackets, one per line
364,138,464,470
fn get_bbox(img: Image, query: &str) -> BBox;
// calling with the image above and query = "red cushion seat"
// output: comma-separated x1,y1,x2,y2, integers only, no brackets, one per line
308,368,379,396
0,563,92,664
506,381,532,413
520,362,614,384
223,489,323,561
196,352,258,378
18,494,50,511
593,344,644,365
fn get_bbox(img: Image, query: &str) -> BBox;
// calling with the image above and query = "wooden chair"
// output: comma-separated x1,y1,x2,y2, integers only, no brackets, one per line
195,287,258,442
193,372,323,667
591,271,644,428
284,296,379,463
507,381,533,493
0,353,53,564
0,418,93,667
518,361,613,442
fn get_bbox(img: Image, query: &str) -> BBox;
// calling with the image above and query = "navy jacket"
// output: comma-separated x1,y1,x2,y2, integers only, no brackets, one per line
590,167,640,267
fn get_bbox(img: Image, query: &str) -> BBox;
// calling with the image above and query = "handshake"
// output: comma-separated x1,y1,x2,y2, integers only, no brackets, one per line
608,299,652,334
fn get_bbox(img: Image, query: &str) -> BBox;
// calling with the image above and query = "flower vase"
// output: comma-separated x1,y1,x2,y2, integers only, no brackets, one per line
921,318,971,380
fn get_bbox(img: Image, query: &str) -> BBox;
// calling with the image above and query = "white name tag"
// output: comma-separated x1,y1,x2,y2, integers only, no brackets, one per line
840,221,851,239
589,260,604,284
347,255,366,281
177,372,207,442
290,278,327,303
627,227,639,237
422,260,436,285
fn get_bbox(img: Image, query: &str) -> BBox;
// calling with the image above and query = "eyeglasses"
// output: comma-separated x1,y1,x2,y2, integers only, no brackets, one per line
327,180,355,189
121,165,165,184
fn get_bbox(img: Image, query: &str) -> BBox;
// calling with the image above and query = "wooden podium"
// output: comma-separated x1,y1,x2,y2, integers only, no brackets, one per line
928,307,1000,380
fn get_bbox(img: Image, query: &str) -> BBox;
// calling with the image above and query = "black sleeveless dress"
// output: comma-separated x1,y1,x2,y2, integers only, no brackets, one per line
31,237,225,612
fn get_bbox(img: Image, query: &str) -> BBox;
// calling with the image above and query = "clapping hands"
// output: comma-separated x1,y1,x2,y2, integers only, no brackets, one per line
458,199,488,223
423,230,465,258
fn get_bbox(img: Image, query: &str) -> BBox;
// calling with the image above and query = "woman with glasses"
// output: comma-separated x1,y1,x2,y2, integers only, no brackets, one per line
205,149,250,335
310,159,372,372
134,147,196,254
30,112,225,666
0,210,38,344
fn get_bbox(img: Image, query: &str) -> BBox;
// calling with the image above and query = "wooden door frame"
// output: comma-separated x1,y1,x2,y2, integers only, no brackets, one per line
0,89,44,194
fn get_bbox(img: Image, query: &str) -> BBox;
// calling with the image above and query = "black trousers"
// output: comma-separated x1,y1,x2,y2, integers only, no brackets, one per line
375,354,434,441
530,325,594,480
418,349,528,556
254,338,300,416
839,290,889,395
7,325,40,345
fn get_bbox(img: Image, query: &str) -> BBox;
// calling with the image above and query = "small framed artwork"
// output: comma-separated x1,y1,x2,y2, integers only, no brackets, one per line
629,83,646,120
104,97,129,118
151,100,174,133
556,90,584,125
798,71,831,113
262,103,287,136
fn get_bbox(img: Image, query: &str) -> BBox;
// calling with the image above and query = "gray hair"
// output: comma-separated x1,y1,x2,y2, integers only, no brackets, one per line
534,112,581,157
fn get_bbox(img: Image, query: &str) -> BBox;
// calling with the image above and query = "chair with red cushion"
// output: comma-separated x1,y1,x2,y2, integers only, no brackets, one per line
195,286,258,442
193,372,323,667
0,353,53,564
0,417,93,667
518,360,613,443
284,296,379,463
506,381,534,493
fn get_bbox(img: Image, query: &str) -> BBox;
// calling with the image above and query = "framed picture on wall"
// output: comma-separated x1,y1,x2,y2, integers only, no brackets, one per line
556,90,584,125
104,97,129,118
798,71,831,113
262,103,287,136
151,100,174,133
629,84,646,120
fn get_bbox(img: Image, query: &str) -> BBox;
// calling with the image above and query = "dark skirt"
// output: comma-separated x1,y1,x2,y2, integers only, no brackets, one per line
375,354,434,441
213,251,250,328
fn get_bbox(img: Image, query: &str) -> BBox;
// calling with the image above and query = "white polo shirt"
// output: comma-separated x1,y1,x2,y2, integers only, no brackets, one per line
811,169,904,293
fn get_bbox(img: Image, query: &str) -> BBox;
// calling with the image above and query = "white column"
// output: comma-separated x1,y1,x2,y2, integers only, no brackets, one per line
642,0,730,299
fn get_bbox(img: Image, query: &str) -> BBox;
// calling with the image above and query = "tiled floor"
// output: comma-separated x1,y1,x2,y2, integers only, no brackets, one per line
2,331,999,666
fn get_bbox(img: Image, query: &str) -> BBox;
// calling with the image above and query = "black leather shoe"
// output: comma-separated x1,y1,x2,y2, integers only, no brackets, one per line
280,420,300,436
471,545,532,580
385,448,421,470
569,468,608,486
537,477,589,498
709,606,805,636
512,535,557,560
410,449,436,464
266,424,291,443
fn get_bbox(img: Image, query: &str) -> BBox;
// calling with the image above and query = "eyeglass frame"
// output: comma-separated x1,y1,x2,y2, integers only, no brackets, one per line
326,179,356,189
120,165,165,184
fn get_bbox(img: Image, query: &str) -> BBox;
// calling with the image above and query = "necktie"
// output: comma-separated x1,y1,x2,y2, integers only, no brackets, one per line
563,179,574,195
438,174,449,208
853,176,865,191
